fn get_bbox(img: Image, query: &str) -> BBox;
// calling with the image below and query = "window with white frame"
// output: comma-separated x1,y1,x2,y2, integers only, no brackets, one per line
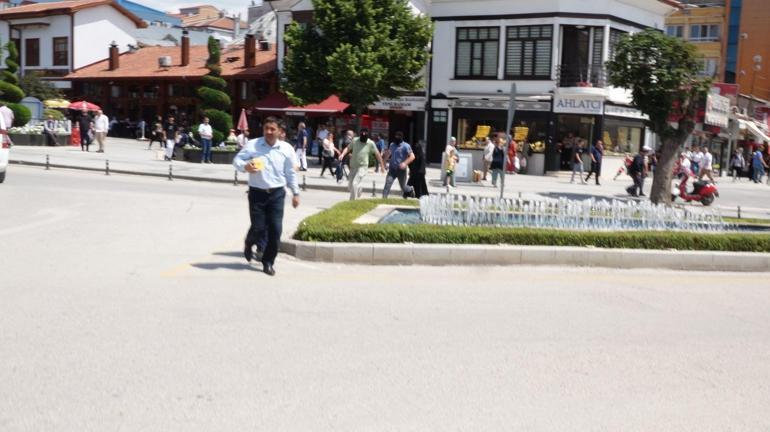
455,27,499,79
689,24,720,42
666,25,684,38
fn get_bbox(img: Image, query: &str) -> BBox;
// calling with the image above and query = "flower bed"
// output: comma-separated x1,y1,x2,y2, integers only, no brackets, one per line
8,125,71,146
183,144,239,164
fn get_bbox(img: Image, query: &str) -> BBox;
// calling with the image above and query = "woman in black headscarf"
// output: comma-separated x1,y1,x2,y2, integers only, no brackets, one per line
407,140,429,198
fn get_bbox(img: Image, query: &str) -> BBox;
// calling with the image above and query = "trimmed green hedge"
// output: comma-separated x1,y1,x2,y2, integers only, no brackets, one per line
201,75,227,92
293,199,770,253
0,81,24,103
7,102,30,126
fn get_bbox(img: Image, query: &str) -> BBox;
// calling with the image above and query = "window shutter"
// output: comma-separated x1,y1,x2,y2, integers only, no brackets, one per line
456,42,471,76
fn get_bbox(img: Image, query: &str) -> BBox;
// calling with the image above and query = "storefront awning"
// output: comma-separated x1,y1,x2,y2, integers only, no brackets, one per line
252,93,349,114
740,118,770,142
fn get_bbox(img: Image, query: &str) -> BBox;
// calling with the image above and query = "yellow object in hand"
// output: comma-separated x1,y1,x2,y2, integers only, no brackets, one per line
251,158,265,171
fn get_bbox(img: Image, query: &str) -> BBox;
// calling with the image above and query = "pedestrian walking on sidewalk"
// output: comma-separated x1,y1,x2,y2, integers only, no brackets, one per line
294,122,309,171
570,139,586,184
729,149,745,181
698,146,716,183
490,133,506,187
443,137,459,187
382,131,416,198
482,137,494,181
148,115,164,150
316,123,329,165
164,116,177,161
752,146,768,183
626,146,650,197
585,140,604,185
335,130,353,183
320,133,339,177
198,117,213,163
407,140,429,198
79,110,92,152
338,127,384,200
233,116,300,276
93,110,109,153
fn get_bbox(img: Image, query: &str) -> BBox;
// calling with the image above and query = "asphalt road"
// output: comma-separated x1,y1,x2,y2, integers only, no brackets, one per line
1,167,769,431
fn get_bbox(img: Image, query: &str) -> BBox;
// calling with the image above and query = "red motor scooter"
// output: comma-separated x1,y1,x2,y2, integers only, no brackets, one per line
672,173,719,206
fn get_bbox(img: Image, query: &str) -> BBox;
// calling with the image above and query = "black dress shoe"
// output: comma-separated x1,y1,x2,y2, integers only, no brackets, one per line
243,242,253,262
263,264,275,276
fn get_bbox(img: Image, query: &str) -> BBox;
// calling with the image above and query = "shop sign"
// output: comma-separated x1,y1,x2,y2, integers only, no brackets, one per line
553,94,604,115
368,96,426,111
371,118,390,136
704,93,730,128
604,105,649,120
285,111,305,116
451,99,550,112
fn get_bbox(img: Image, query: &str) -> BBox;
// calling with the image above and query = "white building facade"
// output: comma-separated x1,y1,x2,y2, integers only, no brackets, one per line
0,0,145,90
269,0,429,146
427,0,676,167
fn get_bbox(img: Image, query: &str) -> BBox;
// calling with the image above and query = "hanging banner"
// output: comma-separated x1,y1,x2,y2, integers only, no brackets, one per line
704,93,730,128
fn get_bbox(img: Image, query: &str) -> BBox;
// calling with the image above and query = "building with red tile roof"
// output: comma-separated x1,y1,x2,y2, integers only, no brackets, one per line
0,0,146,90
65,33,276,125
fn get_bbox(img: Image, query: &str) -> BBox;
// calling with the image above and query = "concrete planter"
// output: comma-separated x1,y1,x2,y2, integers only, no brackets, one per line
526,153,545,175
9,133,72,147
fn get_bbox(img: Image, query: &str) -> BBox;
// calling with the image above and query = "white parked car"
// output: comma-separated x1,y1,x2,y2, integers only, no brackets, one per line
0,134,8,183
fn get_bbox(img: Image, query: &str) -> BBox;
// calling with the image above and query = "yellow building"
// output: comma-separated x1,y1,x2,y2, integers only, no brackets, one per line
665,5,726,80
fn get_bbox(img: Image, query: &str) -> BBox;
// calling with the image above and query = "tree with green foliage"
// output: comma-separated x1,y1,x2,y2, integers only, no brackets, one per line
20,71,63,101
607,29,712,205
1,41,32,126
282,0,432,119
196,36,232,143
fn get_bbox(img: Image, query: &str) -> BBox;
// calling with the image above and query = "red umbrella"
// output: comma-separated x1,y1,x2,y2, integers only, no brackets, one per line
237,108,249,131
68,101,101,111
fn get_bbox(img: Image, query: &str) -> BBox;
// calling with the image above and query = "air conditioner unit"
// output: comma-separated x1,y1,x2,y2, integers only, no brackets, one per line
158,56,172,67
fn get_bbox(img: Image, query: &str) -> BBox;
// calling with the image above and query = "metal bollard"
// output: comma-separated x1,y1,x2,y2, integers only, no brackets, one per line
301,175,307,191
168,164,173,181
105,160,110,176
372,181,377,197
45,154,50,170
737,206,741,219
233,170,238,186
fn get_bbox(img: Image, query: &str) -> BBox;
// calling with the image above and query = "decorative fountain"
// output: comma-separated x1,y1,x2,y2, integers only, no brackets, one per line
377,194,736,232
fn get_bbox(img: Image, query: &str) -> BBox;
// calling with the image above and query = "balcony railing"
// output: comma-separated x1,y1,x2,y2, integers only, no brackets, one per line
556,64,607,88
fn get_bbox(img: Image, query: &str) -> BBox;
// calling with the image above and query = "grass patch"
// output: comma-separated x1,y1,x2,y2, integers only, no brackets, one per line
293,199,770,253
723,217,770,226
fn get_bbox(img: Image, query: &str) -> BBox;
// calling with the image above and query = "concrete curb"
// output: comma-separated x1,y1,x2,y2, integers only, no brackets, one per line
10,160,352,192
279,239,770,272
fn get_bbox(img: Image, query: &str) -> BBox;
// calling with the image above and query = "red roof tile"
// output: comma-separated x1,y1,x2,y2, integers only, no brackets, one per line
66,44,275,80
0,0,146,27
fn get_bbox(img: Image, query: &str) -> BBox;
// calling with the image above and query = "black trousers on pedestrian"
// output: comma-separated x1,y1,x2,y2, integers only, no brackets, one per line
585,161,602,184
247,187,285,266
320,156,337,176
80,129,91,150
628,173,644,196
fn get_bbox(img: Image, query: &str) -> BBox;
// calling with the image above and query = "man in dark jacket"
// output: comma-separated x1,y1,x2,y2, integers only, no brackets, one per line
627,146,650,197
79,110,92,152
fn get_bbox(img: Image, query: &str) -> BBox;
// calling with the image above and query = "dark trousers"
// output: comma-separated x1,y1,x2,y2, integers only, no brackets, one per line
628,173,644,196
45,131,57,146
320,156,337,176
585,161,602,184
80,129,91,150
247,187,285,266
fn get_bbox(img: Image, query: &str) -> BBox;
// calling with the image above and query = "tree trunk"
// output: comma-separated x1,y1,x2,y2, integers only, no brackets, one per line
649,135,686,205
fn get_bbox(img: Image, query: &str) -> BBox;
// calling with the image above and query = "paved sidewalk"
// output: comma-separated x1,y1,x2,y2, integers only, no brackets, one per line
10,137,770,219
